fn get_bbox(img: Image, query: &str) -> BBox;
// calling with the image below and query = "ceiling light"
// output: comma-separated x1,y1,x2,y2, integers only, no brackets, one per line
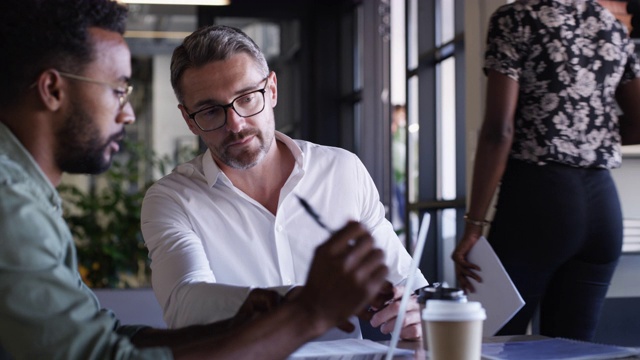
118,0,230,6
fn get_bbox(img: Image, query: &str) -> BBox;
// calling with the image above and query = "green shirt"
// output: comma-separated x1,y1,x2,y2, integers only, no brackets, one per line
0,123,172,360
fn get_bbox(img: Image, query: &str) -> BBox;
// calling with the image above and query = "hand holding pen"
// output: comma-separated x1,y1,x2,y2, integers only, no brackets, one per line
296,195,361,332
296,195,422,339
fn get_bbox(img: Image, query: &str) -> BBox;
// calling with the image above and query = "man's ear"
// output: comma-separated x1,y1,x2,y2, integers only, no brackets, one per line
35,70,65,111
268,71,277,108
178,104,200,135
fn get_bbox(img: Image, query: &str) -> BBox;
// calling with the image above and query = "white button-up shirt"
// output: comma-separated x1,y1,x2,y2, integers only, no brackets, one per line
141,132,428,329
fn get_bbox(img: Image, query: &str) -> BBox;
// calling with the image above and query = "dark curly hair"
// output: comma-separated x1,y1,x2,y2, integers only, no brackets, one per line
0,0,128,108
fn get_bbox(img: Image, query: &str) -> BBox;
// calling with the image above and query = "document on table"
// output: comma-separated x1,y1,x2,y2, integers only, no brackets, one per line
288,339,414,360
481,338,640,360
466,236,525,336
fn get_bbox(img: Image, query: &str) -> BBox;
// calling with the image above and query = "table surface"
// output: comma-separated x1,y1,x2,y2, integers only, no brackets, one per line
388,335,640,359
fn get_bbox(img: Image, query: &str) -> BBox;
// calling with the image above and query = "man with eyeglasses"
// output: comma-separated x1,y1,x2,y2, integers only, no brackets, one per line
0,1,391,359
141,25,429,341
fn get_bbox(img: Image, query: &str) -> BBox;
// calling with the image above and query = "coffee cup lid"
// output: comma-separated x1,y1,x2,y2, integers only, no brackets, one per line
417,285,466,303
422,300,486,321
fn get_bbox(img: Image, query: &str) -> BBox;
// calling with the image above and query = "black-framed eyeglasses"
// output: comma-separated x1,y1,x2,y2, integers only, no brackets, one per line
186,74,270,132
58,71,133,111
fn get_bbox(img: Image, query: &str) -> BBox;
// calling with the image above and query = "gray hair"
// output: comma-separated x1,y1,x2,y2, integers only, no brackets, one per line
170,25,269,104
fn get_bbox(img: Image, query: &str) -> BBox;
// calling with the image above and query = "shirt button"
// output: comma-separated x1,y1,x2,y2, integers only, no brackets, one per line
276,224,283,232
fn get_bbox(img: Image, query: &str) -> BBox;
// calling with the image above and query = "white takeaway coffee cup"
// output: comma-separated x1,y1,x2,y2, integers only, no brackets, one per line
422,300,486,360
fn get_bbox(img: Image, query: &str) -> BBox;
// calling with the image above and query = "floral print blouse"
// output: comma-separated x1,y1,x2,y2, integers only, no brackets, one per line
485,0,640,169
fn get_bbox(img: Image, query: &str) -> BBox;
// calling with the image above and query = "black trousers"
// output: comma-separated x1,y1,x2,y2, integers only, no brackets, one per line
490,159,623,341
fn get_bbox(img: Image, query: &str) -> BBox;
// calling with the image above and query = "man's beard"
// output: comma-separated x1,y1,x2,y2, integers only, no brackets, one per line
55,101,123,175
215,128,273,170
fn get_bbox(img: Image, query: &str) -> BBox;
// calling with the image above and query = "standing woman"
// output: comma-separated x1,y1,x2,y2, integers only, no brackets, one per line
452,0,640,341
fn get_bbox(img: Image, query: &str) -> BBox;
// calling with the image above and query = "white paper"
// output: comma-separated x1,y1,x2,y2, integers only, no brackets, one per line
466,236,525,336
288,339,414,360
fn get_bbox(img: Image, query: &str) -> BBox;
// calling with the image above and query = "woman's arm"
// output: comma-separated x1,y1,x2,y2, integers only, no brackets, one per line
451,70,519,293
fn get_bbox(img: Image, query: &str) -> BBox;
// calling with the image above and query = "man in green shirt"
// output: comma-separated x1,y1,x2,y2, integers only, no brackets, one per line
0,0,389,359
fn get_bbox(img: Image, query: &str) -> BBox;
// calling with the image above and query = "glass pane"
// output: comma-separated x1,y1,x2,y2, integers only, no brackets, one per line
440,0,455,44
407,76,420,204
441,208,457,285
355,5,364,90
124,4,199,166
439,57,456,200
354,102,362,154
391,105,407,231
407,0,418,70
390,0,407,231
390,0,406,105
408,209,422,252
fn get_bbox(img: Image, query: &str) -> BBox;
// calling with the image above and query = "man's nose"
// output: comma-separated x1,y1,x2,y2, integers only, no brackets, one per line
224,106,246,133
118,102,135,125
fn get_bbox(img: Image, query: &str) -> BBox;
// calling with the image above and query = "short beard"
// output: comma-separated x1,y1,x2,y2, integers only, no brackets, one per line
217,129,273,170
55,101,123,175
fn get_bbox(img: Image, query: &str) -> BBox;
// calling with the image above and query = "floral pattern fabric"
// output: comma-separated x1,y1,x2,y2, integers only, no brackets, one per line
485,0,640,168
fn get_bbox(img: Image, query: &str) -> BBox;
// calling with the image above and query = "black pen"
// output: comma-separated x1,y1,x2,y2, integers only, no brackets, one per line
296,195,335,234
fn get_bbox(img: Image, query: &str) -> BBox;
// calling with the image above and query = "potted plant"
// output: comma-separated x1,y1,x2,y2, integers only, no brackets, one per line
59,141,177,288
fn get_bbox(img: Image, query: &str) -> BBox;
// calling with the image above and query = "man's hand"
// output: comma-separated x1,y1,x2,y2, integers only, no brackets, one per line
295,221,389,335
368,284,422,340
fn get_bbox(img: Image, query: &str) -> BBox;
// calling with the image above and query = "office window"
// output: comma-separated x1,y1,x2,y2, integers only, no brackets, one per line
403,0,466,284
